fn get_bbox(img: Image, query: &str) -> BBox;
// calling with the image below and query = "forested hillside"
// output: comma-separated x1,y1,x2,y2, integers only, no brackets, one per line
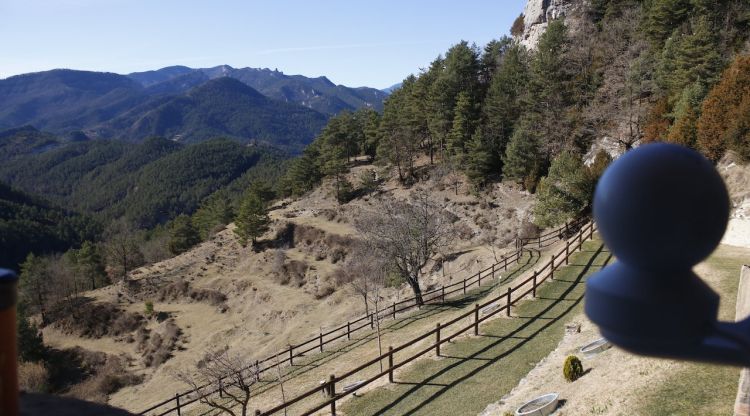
283,0,750,227
0,134,285,228
0,181,99,268
99,77,327,149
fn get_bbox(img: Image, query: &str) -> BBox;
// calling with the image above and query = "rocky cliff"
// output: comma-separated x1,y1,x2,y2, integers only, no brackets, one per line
518,0,584,49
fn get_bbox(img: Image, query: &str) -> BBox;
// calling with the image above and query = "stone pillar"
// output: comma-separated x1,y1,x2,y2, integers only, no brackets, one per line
734,265,750,416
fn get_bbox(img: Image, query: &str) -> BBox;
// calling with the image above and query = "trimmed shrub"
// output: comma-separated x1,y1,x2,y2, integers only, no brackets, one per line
563,355,584,382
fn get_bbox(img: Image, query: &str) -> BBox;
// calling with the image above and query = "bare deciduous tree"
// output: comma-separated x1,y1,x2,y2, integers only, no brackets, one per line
175,349,259,416
356,192,451,306
337,243,388,316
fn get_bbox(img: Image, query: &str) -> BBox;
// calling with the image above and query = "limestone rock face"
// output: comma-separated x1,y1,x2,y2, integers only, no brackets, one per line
518,0,580,49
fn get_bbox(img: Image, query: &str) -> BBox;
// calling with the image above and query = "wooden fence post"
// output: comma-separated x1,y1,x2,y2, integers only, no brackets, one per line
578,232,583,250
463,278,466,294
320,331,324,352
370,314,374,329
532,271,537,298
442,286,445,303
565,241,569,265
474,304,480,335
492,264,495,279
347,322,351,340
392,302,396,320
289,345,294,366
329,374,336,415
550,255,555,280
388,346,394,383
175,394,181,416
504,256,508,270
219,380,224,398
478,271,482,287
506,288,512,317
435,323,441,357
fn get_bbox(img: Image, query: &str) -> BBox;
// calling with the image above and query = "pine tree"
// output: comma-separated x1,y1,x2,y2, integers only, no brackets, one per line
19,253,50,325
502,118,542,188
666,107,699,147
697,55,750,161
523,19,572,158
192,190,234,239
644,0,690,46
447,91,475,155
234,190,270,247
656,16,724,96
362,109,381,159
378,80,417,182
481,43,528,172
168,215,201,255
70,241,107,290
16,300,46,362
533,151,591,227
464,128,495,187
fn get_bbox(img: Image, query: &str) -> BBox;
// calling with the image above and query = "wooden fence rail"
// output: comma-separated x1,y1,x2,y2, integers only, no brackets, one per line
139,218,587,416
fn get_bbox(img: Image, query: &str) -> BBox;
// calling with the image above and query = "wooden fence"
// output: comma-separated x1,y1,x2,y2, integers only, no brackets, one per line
257,221,597,416
139,218,587,416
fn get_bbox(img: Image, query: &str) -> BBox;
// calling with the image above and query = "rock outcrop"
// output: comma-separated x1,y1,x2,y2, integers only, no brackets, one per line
518,0,582,49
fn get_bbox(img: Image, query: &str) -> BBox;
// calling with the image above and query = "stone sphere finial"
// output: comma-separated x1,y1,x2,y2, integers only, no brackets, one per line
593,143,729,271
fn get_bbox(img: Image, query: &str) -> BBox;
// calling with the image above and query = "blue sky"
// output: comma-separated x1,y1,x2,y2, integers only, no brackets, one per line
1,0,526,89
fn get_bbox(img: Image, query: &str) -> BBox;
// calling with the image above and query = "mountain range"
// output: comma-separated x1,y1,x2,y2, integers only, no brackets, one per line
0,65,388,150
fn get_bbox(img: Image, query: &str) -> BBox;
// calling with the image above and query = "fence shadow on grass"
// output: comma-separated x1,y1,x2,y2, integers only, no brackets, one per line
369,243,609,416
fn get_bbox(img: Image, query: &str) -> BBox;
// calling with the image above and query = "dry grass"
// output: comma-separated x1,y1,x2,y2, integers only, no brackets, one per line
18,361,50,393
47,299,145,339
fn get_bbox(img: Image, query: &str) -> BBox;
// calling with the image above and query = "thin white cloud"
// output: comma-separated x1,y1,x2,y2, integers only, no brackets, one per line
255,41,432,55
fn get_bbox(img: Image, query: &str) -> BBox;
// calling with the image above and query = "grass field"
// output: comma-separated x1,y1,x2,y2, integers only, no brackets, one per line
340,239,611,416
634,246,748,415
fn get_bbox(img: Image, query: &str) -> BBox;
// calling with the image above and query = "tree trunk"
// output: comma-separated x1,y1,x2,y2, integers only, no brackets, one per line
408,280,424,306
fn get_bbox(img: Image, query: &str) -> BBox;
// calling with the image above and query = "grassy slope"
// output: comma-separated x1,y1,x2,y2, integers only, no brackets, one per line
635,246,747,415
341,239,611,416
177,251,542,415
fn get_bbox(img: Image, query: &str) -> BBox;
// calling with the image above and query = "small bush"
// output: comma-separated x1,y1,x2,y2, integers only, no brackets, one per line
563,355,584,382
140,320,182,368
144,301,154,317
49,300,144,338
510,13,524,36
66,355,142,403
156,280,226,306
18,361,49,393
